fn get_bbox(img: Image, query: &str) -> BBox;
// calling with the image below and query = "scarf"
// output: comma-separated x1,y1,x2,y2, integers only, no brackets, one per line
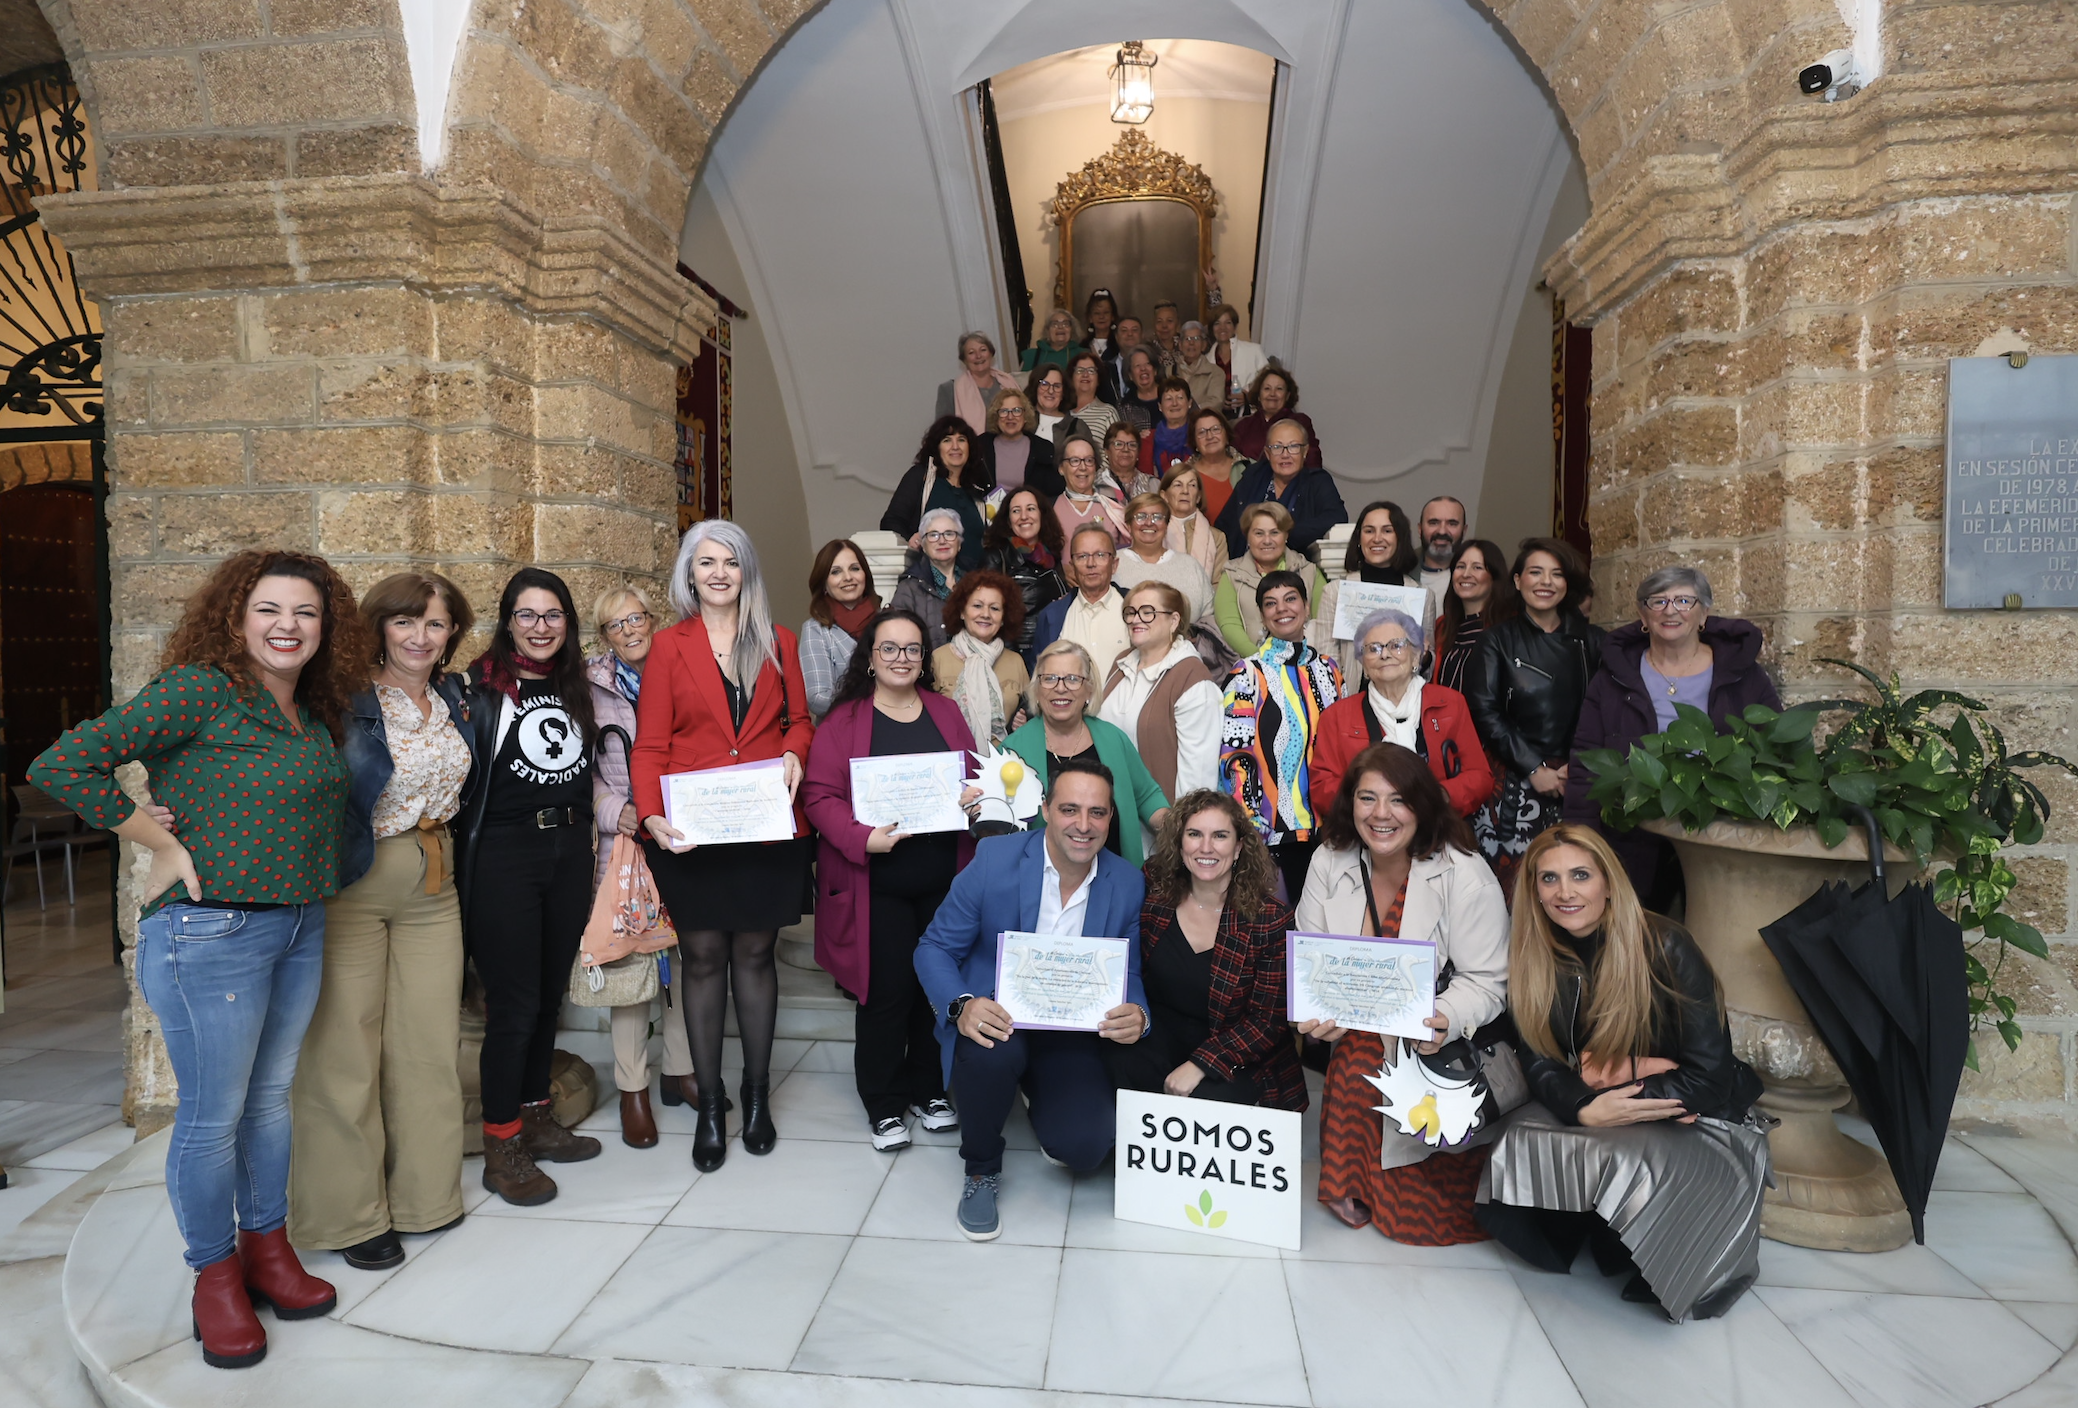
953,367,1015,435
949,631,1007,745
613,655,643,704
1368,677,1423,750
828,594,879,641
1151,419,1191,469
1013,534,1057,569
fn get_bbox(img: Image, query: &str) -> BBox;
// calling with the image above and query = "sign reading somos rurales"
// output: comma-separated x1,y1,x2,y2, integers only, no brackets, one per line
1945,354,2078,609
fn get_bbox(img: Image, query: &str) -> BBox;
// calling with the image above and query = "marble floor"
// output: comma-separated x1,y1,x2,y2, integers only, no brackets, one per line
32,1020,2078,1408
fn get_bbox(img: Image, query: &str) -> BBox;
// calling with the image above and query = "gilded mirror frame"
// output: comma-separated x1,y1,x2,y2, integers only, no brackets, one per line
1049,129,1218,321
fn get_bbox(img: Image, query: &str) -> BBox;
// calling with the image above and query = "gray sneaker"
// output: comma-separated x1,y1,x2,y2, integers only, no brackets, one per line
957,1173,1002,1241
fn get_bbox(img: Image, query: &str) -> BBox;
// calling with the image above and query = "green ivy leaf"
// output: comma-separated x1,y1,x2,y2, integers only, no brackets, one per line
1828,773,1881,807
1198,1190,1213,1214
1814,816,1848,848
1768,708,1823,744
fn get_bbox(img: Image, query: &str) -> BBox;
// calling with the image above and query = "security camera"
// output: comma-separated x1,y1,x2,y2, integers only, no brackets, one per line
1797,48,1862,101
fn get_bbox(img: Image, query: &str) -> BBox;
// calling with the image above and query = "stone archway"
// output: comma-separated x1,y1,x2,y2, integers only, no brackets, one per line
30,0,2078,1125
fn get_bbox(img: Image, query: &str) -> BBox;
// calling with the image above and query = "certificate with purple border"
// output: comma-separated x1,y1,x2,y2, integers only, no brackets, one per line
994,931,1128,1032
1286,931,1436,1040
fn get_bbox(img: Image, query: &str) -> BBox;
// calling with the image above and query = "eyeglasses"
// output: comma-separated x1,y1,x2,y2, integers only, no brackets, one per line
512,609,566,628
1644,595,1702,614
601,611,652,636
1122,605,1176,624
1130,512,1167,525
874,642,925,661
1362,640,1415,658
922,529,962,543
1037,673,1088,690
1062,454,1097,468
1266,442,1306,456
998,407,1025,418
1072,550,1114,564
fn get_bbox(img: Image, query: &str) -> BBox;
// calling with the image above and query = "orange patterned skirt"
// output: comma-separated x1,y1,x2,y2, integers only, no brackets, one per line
1316,1030,1491,1246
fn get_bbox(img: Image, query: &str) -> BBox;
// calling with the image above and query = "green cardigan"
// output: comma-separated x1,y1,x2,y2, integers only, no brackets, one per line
1213,553,1330,657
1003,714,1171,866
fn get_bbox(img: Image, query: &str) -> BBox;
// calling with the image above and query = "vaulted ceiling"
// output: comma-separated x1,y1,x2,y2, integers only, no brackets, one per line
679,0,1584,549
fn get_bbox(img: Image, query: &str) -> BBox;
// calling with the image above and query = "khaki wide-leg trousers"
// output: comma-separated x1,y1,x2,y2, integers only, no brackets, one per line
289,832,464,1248
609,980,694,1091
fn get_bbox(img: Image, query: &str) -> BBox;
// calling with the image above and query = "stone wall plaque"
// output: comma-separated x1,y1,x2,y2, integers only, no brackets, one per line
1945,354,2078,609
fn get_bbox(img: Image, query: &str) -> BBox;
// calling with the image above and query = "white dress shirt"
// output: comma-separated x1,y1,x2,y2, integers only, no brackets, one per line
1037,840,1096,937
1060,587,1132,679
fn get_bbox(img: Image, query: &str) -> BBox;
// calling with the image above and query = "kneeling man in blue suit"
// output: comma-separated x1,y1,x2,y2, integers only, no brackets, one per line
915,758,1149,1240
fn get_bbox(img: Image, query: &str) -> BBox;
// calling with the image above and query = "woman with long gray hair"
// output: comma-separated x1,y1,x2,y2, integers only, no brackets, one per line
631,519,816,1172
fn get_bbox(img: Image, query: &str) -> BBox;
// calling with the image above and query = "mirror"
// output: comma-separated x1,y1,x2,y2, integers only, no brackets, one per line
1050,130,1216,325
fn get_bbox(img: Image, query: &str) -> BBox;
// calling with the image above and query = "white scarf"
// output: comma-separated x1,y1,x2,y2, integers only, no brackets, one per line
950,630,1007,745
1368,677,1424,751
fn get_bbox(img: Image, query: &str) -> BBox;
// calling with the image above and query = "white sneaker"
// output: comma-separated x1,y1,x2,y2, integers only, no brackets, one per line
870,1116,912,1151
909,1098,958,1132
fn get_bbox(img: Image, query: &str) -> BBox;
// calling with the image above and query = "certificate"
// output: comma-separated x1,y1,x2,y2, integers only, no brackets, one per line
1330,580,1431,642
849,751,968,834
995,931,1129,1032
1286,931,1436,1040
662,759,796,846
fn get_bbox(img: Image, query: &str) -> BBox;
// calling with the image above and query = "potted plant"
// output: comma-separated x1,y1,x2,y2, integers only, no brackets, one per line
1578,662,2073,1252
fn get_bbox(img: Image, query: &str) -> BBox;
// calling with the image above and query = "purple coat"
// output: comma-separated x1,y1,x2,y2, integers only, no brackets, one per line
802,693,978,1002
1564,617,1780,896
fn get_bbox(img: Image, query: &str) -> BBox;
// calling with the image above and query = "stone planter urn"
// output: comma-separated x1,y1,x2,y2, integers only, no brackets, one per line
1643,816,1916,1252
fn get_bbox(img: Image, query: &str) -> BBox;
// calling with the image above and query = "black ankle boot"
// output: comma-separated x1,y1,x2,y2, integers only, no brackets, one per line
740,1080,776,1155
692,1087,728,1172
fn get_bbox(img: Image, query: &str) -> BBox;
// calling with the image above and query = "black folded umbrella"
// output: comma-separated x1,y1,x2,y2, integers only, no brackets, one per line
1758,812,1969,1244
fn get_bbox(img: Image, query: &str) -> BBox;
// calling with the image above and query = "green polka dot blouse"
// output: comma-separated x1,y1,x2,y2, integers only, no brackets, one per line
29,664,350,917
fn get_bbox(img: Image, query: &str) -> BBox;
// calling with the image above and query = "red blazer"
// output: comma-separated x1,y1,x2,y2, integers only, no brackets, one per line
802,694,977,1002
1310,682,1493,820
631,618,815,834
1139,898,1307,1111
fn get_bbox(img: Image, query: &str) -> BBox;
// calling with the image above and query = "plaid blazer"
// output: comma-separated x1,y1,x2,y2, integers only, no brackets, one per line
1139,897,1308,1112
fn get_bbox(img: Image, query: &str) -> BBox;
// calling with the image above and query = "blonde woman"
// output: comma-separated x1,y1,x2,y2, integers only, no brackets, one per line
1212,501,1329,656
1097,582,1221,800
1002,639,1171,866
585,585,702,1149
1478,824,1767,1322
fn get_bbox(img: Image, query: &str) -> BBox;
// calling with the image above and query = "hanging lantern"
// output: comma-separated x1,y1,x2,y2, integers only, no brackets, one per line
1110,40,1156,124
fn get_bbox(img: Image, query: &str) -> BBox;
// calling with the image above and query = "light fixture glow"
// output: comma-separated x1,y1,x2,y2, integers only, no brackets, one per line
1110,40,1156,124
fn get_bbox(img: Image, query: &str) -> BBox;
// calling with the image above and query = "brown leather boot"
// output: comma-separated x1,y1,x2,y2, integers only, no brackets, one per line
620,1089,659,1148
521,1099,602,1163
192,1255,267,1368
481,1130,558,1206
237,1227,336,1318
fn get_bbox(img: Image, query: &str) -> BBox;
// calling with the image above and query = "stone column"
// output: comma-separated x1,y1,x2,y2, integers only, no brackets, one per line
39,174,716,1131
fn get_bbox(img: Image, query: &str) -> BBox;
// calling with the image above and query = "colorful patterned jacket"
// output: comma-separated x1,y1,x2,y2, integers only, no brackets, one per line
1220,635,1341,845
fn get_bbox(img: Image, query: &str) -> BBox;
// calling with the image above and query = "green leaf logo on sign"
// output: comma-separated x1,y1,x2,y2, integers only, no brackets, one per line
1183,1189,1228,1229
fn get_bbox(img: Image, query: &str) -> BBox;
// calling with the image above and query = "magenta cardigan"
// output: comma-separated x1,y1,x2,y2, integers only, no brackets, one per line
801,693,979,1002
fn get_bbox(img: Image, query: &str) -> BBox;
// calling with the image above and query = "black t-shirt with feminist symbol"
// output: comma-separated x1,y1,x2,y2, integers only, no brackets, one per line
484,677,593,826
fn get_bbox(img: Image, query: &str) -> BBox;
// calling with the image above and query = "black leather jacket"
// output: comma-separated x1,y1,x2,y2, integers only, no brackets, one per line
1526,919,1764,1124
447,667,500,925
979,542,1066,664
1464,611,1606,780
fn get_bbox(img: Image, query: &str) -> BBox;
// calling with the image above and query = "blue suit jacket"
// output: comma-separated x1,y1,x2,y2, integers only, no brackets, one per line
1028,593,1072,664
914,828,1148,1083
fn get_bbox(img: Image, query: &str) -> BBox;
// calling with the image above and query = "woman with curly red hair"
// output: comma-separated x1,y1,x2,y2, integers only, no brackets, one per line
30,548,368,1372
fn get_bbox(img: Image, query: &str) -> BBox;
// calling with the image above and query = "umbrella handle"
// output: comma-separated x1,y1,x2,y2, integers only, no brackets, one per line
1844,803,1885,888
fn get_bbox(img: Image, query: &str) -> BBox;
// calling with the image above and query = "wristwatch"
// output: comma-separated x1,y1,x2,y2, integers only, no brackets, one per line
947,993,975,1022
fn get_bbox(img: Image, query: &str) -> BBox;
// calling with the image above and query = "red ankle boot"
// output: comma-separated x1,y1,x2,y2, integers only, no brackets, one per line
237,1227,337,1318
192,1256,266,1369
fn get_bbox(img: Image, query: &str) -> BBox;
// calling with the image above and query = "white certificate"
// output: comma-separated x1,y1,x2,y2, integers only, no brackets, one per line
849,752,968,834
1286,931,1436,1040
662,759,796,846
1331,580,1432,642
995,931,1129,1032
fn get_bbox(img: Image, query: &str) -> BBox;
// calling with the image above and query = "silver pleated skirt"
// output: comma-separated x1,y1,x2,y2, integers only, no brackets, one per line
1477,1102,1774,1322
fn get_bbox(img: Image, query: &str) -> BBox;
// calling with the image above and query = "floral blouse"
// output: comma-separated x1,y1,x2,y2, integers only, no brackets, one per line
369,683,472,838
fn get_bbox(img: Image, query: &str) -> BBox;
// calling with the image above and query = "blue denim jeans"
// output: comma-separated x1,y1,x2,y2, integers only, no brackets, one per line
135,902,326,1268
